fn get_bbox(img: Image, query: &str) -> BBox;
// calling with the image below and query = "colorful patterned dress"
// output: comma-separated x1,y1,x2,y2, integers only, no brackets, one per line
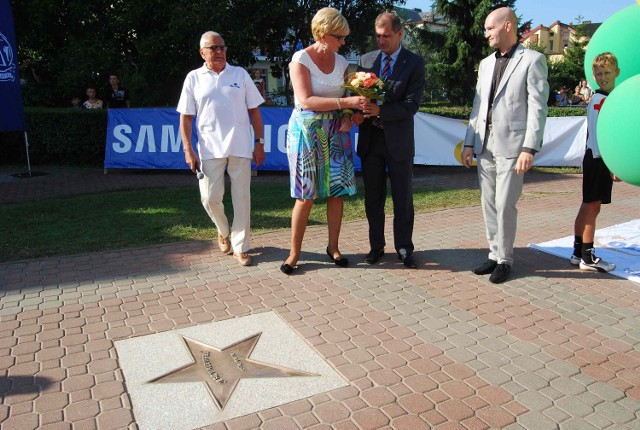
287,50,356,199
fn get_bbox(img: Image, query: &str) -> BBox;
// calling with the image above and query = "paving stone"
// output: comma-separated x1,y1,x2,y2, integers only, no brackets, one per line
515,390,553,411
594,402,638,425
544,359,580,378
550,377,587,396
515,410,562,430
559,418,599,430
477,367,512,386
555,396,595,418
542,407,571,425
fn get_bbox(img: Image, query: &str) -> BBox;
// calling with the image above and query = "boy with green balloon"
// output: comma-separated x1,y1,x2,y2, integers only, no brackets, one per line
571,52,621,273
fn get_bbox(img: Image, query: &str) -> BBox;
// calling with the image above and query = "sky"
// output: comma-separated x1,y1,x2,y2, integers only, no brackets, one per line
396,0,636,26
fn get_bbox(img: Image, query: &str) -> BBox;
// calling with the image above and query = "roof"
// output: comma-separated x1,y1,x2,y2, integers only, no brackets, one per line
393,6,423,24
582,22,601,37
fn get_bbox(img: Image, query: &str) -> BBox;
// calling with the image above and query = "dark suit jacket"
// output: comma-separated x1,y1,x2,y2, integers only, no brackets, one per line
356,47,425,161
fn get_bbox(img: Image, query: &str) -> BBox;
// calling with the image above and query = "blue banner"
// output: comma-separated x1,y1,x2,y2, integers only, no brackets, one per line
0,0,25,132
105,107,362,171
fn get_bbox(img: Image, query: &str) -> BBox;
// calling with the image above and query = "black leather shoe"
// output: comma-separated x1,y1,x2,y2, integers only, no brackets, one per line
398,249,417,268
280,262,295,275
326,247,349,267
364,248,385,264
472,259,498,275
489,263,511,284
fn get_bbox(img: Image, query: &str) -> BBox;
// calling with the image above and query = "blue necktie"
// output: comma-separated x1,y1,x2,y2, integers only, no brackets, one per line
381,56,391,80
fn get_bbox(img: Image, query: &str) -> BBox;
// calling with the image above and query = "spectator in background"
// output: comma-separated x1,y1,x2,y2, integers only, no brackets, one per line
555,86,568,106
252,69,267,99
105,74,130,108
579,79,592,104
82,85,103,109
70,96,83,109
254,81,273,106
571,85,585,105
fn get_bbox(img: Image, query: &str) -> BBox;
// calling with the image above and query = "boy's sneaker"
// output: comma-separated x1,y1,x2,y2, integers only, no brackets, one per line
579,256,616,273
570,254,581,266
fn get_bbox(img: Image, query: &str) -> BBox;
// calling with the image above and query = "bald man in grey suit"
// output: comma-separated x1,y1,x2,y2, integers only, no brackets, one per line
462,7,549,283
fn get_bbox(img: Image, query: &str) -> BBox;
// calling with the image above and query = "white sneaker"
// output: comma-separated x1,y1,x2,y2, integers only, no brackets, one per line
579,257,615,273
570,254,581,266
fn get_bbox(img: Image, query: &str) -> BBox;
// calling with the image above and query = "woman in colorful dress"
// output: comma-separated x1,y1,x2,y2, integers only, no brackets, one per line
280,7,366,274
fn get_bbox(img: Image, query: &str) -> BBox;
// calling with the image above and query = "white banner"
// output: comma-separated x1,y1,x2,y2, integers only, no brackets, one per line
413,113,587,167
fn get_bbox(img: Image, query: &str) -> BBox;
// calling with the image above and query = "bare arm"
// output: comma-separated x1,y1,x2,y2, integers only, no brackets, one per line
248,108,265,167
180,114,199,172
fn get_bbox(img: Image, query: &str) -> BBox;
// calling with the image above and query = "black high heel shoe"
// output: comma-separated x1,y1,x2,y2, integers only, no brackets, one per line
326,247,349,268
280,262,295,275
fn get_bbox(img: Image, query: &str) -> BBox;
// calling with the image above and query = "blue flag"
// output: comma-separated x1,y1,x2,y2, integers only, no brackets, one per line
0,0,25,132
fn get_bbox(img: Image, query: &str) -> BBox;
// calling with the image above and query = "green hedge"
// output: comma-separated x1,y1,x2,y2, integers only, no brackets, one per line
0,105,586,167
419,105,587,119
0,108,107,166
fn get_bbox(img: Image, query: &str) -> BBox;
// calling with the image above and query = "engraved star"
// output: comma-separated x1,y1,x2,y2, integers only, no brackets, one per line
148,332,317,410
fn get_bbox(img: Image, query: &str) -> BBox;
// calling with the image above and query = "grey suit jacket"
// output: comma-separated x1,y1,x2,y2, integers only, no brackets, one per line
464,44,549,158
356,47,425,161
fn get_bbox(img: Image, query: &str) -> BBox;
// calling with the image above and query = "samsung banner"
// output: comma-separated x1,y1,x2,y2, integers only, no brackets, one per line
105,109,587,170
0,0,25,132
105,107,362,171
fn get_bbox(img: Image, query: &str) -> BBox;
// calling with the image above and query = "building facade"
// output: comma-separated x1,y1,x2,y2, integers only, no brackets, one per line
521,20,600,62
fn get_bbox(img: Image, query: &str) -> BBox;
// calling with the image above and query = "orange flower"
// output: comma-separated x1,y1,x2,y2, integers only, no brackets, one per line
341,72,388,101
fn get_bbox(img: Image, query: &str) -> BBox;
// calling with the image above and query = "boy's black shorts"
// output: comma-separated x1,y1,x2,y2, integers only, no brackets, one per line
582,148,613,204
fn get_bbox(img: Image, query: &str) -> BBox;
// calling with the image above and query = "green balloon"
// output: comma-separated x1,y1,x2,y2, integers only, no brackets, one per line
597,74,640,186
584,4,640,90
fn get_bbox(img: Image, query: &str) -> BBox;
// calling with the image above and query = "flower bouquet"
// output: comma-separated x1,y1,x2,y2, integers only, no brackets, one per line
341,71,387,102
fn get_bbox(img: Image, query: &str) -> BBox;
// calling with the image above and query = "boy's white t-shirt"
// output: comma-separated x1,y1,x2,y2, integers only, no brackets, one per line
586,91,607,158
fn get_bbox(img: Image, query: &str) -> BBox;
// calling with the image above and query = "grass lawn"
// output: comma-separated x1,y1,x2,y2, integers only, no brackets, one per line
0,182,480,263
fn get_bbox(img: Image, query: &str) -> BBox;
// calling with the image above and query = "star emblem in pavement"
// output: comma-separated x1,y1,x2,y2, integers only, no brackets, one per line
148,332,318,409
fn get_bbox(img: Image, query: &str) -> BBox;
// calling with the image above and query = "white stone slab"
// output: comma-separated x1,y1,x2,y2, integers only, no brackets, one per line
114,311,348,430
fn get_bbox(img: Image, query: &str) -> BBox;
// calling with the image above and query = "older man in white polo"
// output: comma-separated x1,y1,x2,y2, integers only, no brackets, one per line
178,31,265,266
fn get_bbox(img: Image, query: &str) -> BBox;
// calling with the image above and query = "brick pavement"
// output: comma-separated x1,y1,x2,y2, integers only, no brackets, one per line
1,165,639,429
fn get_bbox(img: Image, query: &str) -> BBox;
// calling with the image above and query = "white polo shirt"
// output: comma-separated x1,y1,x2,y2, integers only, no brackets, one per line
177,63,264,160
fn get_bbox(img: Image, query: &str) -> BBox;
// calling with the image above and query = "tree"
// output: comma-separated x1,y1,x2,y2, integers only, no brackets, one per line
547,18,589,92
12,0,400,107
12,0,126,105
414,0,516,105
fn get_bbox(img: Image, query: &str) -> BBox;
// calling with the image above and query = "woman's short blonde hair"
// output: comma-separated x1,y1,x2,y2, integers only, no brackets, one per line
311,7,349,41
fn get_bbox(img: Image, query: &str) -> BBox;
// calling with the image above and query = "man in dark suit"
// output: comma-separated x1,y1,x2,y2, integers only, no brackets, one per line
353,12,425,268
462,7,548,283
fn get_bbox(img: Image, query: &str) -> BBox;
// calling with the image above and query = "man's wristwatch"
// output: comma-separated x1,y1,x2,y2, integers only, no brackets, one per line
255,138,265,145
